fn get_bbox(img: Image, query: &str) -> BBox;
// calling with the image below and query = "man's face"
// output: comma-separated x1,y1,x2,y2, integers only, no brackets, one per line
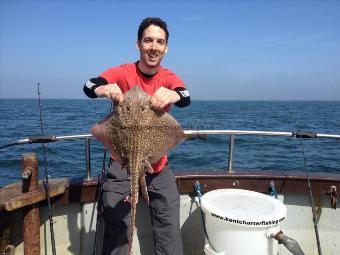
137,25,168,69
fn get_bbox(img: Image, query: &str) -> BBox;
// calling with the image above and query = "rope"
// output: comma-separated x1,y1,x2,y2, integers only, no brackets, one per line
194,181,218,252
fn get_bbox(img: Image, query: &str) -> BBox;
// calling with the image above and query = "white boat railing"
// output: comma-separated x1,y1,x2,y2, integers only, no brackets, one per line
1,130,339,179
185,130,340,173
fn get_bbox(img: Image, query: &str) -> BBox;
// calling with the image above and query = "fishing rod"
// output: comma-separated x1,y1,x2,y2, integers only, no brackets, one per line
93,149,107,255
0,130,339,149
93,102,112,255
37,83,57,255
298,135,322,255
283,106,323,255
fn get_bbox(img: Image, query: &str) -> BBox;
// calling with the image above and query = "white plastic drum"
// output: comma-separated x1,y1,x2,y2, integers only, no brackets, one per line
201,189,286,255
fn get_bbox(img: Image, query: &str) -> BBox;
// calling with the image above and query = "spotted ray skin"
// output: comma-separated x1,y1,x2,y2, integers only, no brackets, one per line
91,86,186,255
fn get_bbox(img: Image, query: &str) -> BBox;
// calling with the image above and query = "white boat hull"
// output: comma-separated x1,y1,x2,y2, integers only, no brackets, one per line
6,192,339,255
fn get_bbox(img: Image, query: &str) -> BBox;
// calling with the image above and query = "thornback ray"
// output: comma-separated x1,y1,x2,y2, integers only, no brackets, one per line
90,86,186,255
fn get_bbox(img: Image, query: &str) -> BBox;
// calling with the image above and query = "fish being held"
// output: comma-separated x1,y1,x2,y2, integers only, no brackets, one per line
91,86,186,255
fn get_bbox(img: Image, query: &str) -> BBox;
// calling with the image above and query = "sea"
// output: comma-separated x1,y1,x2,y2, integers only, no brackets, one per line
1,99,339,188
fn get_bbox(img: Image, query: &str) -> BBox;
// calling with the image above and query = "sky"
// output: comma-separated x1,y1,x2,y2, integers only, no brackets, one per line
1,0,339,100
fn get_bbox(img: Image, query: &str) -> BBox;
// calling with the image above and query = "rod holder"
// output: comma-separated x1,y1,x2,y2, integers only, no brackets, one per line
85,138,91,180
227,134,234,173
22,152,40,255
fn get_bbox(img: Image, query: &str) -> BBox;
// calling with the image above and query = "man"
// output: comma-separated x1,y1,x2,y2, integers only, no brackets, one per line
83,17,190,255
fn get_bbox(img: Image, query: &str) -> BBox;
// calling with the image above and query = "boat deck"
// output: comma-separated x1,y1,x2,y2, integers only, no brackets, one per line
1,169,339,255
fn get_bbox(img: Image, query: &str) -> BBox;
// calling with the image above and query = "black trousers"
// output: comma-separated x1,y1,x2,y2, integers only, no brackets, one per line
101,161,183,255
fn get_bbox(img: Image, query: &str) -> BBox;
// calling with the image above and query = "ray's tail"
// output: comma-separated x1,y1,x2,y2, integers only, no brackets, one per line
128,198,137,255
127,162,141,255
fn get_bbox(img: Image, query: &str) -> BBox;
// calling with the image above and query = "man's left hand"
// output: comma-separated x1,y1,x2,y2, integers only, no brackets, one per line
150,86,180,110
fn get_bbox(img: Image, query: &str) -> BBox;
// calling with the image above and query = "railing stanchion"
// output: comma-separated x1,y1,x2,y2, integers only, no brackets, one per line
227,134,234,173
85,138,91,180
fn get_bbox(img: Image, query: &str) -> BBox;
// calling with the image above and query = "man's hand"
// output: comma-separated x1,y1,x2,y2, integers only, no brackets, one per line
124,195,136,204
94,83,123,104
150,86,180,110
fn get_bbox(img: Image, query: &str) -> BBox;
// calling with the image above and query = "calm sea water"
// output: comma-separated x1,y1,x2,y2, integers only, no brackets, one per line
1,99,339,187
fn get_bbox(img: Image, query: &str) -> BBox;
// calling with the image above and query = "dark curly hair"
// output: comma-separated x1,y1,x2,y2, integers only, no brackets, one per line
137,17,169,43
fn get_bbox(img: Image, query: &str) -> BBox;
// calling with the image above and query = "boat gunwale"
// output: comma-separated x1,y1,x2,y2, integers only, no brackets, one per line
1,169,339,213
51,169,340,206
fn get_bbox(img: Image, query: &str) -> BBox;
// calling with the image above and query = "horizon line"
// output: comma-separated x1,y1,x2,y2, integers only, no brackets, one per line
1,97,340,102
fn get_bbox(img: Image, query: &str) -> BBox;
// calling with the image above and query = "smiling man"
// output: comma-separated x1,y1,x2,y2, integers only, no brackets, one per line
83,17,190,255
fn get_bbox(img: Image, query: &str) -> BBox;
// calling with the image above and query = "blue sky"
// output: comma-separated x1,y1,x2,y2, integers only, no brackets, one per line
1,0,339,100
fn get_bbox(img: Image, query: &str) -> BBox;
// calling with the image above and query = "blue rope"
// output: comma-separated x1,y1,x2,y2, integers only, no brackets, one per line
268,180,278,199
194,181,217,252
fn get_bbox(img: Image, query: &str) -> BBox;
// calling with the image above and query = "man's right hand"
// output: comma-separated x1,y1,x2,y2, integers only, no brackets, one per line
94,83,123,104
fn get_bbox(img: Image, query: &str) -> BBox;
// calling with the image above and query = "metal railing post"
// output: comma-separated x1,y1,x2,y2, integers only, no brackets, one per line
227,134,234,173
85,138,91,180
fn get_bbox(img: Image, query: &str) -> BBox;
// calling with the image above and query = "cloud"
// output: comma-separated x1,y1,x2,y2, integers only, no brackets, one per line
246,32,329,47
183,15,207,22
